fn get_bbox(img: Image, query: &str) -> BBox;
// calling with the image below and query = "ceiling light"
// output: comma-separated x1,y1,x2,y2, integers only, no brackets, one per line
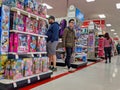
114,33,117,35
86,0,95,2
116,3,120,9
106,24,112,27
42,3,53,9
111,29,115,32
98,14,106,18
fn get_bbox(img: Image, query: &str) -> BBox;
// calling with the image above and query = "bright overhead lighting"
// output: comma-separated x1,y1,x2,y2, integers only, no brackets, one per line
111,29,115,32
106,24,111,27
42,3,53,9
98,14,106,18
114,33,117,35
86,0,95,2
116,3,120,9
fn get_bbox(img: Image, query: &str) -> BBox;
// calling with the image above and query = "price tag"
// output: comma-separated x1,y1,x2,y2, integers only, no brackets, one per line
31,54,34,57
36,16,39,20
13,82,17,88
15,55,19,59
28,78,31,84
17,10,20,15
28,14,31,18
37,76,40,80
39,54,41,57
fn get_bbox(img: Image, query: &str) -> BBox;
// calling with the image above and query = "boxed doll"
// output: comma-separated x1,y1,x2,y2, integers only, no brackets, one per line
25,17,38,33
2,0,24,9
24,0,35,12
42,57,49,72
23,58,33,77
14,33,29,53
11,12,25,31
9,33,14,52
28,35,37,52
33,58,42,74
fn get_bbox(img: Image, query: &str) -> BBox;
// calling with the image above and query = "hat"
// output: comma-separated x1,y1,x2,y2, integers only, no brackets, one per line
48,15,55,20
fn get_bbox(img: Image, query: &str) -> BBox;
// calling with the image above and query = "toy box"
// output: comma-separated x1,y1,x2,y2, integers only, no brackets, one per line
28,35,37,52
33,58,42,74
2,0,24,9
42,57,49,72
32,0,38,15
25,17,38,33
23,58,33,77
0,5,10,54
24,0,35,12
0,55,7,79
10,12,25,31
14,33,29,53
9,33,14,52
37,37,46,52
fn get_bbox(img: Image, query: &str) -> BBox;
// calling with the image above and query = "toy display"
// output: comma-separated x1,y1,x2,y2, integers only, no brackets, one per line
2,0,24,9
23,58,33,77
37,37,46,52
24,0,34,12
33,58,42,74
12,13,25,31
14,33,28,53
28,36,37,52
42,57,49,72
0,5,10,54
9,33,14,52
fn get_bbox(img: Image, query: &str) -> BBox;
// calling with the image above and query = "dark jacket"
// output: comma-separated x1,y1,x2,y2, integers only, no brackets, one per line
46,22,59,42
62,27,76,47
117,44,120,50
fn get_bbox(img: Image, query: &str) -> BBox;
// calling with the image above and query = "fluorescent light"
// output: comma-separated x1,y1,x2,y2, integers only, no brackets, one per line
114,33,117,35
42,3,53,9
111,29,115,32
86,0,95,2
98,14,106,18
106,24,111,27
116,3,120,9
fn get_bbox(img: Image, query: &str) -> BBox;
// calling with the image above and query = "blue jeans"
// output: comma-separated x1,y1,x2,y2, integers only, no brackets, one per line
104,47,112,62
65,47,73,69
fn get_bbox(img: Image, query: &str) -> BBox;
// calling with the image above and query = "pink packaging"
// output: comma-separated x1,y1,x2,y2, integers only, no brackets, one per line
29,36,37,52
13,33,19,52
9,33,14,52
42,57,49,72
26,17,34,33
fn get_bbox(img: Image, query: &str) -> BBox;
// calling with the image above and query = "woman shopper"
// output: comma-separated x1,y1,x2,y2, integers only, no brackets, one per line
104,33,112,63
117,42,120,55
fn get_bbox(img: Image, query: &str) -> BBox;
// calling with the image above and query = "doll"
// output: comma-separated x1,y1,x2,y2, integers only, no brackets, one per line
30,36,37,52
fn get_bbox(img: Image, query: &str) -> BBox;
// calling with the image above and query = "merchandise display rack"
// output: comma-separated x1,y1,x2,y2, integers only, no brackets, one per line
0,3,52,89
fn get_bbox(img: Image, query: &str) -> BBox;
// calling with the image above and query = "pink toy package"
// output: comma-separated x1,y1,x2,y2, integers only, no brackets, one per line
14,33,29,53
23,58,33,77
13,13,25,31
38,37,46,52
16,0,24,9
9,33,14,52
29,36,37,52
42,57,49,72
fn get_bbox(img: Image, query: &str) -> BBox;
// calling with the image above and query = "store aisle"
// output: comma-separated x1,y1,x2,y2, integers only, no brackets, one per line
30,56,120,90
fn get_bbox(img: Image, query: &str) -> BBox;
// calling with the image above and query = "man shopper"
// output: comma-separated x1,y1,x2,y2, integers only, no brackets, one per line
62,19,76,72
46,16,59,71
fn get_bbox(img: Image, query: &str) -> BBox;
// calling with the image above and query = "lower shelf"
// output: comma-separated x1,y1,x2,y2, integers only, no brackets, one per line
87,58,101,62
0,70,53,90
56,59,87,68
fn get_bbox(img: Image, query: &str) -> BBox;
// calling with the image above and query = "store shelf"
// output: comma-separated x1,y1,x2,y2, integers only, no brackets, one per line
9,52,47,55
0,70,53,90
87,58,101,62
10,30,48,38
11,7,47,21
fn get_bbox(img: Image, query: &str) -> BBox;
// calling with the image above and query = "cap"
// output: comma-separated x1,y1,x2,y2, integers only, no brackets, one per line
48,15,55,20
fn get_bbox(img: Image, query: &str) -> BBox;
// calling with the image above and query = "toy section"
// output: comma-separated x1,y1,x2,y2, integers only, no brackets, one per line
0,1,52,90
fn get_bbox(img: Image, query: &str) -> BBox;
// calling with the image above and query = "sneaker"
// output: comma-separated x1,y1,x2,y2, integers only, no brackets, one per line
49,66,54,70
109,60,111,63
52,67,57,72
105,61,107,64
68,68,74,72
64,66,68,69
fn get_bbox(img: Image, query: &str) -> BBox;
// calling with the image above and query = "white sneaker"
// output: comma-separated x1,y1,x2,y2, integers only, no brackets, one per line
68,68,74,72
64,66,68,69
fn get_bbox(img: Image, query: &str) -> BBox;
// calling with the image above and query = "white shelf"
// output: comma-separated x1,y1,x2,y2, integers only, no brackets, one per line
11,7,47,21
9,52,47,55
10,30,48,38
0,70,52,84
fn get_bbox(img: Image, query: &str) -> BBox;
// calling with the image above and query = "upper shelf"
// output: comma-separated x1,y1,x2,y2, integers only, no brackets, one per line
11,7,47,21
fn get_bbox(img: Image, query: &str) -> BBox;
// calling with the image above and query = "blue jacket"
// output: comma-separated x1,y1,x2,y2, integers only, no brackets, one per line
46,22,59,42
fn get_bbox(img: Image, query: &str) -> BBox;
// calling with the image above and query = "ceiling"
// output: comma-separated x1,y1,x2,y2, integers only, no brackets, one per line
42,0,120,38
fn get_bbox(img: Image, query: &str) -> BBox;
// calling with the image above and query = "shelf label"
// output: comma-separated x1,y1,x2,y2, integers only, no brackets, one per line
37,76,40,80
36,16,39,20
17,10,20,15
28,14,31,18
15,55,19,59
28,78,31,84
13,82,17,88
31,54,34,57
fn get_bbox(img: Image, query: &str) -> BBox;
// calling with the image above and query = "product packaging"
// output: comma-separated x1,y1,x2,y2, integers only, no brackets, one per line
24,0,34,12
42,57,49,72
9,33,14,52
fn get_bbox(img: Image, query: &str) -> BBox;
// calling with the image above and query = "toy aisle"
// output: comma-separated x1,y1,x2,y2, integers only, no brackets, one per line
0,1,52,90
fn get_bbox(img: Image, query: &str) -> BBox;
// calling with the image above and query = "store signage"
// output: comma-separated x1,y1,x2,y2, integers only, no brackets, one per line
88,21,95,30
76,8,84,22
67,5,76,18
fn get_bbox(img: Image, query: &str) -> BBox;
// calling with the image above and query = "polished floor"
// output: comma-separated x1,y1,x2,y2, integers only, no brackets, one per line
30,56,120,90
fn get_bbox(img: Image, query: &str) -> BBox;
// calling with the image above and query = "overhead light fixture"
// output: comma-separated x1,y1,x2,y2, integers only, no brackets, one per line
106,24,112,27
98,14,106,18
116,3,120,9
114,33,117,35
86,0,95,2
42,3,53,9
111,29,115,32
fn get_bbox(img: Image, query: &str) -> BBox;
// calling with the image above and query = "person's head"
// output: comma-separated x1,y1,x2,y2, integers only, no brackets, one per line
48,16,55,24
104,33,110,40
68,19,75,29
